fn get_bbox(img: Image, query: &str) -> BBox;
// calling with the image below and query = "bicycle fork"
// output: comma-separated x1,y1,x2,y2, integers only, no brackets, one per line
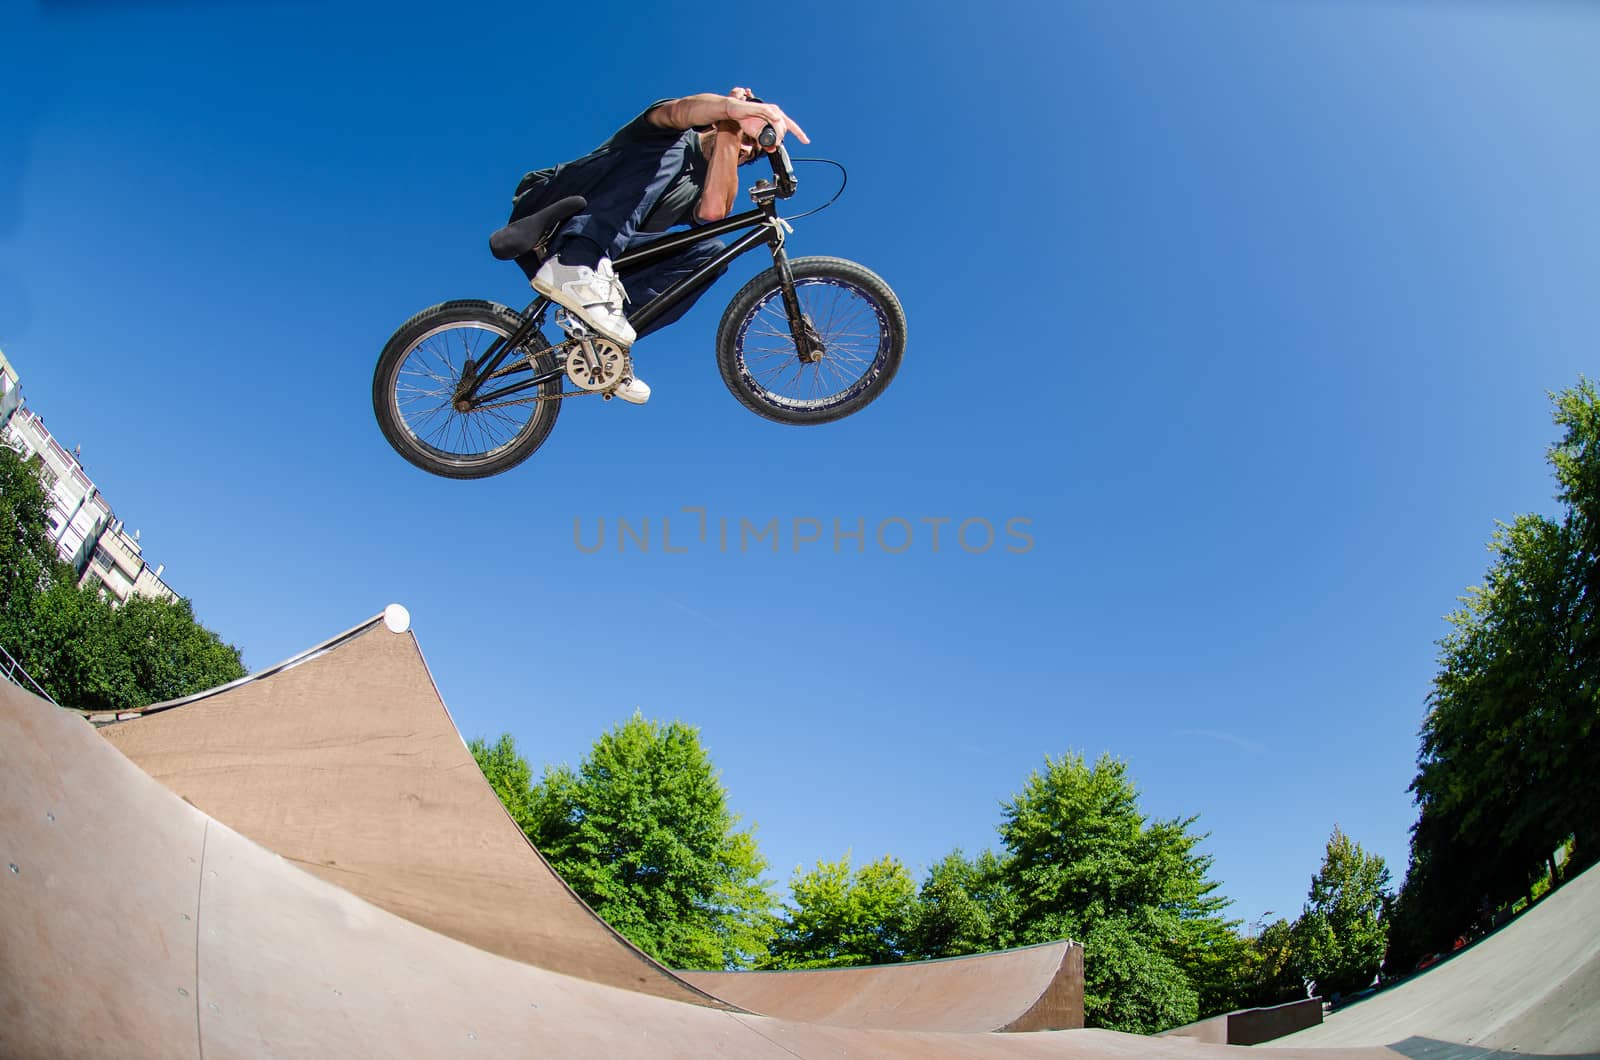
770,249,825,364
764,221,826,365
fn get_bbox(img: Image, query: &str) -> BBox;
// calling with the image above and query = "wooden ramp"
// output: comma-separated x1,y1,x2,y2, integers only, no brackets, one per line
680,941,1084,1032
98,615,724,1008
3,673,1404,1059
1275,860,1600,1055
91,614,1099,1032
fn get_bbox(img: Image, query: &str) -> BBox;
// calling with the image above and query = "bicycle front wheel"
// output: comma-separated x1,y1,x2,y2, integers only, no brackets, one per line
715,256,905,425
372,300,561,479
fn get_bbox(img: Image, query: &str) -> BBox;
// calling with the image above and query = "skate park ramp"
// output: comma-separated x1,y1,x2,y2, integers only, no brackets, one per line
679,940,1084,1032
5,610,1596,1056
3,671,1413,1059
91,612,1086,1032
1275,858,1600,1056
95,613,724,1009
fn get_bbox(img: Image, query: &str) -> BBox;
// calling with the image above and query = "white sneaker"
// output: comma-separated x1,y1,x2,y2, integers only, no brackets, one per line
611,375,651,405
531,256,637,347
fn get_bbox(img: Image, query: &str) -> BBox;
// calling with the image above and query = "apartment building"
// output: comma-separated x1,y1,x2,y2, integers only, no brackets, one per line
0,350,177,606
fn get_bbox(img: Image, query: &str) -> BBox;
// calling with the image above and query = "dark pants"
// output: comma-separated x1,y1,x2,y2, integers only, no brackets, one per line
618,233,727,339
514,136,727,339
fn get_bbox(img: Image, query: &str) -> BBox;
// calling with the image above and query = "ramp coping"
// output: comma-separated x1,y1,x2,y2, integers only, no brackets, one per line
81,608,398,719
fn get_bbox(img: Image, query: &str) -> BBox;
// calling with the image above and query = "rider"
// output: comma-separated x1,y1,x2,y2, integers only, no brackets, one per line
507,88,808,405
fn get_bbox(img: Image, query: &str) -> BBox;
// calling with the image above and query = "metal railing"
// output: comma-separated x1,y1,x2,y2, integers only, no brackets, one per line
0,639,56,705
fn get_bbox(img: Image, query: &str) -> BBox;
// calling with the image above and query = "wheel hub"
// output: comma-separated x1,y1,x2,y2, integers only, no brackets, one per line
795,317,826,364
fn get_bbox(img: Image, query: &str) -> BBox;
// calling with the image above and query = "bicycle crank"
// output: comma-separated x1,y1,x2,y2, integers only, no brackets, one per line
564,336,630,393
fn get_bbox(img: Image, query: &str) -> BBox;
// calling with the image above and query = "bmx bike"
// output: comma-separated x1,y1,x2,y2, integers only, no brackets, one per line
372,143,907,479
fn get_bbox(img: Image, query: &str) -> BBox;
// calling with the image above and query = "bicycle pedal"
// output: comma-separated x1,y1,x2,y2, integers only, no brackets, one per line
554,307,594,340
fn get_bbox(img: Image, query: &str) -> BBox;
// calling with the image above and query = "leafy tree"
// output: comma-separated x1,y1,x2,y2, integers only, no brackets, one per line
1396,380,1600,958
523,713,774,970
0,444,244,710
0,445,61,658
1548,380,1600,867
110,594,244,705
469,732,538,834
764,853,919,969
1079,917,1197,1032
995,751,1238,1032
24,579,131,711
909,848,1019,958
1169,905,1256,1018
1386,799,1482,973
1240,918,1305,1008
1291,827,1389,997
23,580,244,712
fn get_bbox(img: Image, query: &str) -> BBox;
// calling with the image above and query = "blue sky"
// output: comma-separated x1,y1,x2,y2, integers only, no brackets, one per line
5,0,1598,931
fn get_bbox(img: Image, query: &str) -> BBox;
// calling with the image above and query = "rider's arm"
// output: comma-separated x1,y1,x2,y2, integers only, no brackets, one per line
648,92,809,145
695,120,744,223
647,93,736,130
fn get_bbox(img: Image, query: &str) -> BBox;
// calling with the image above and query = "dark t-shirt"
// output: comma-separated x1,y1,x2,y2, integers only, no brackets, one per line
602,99,709,232
509,99,709,232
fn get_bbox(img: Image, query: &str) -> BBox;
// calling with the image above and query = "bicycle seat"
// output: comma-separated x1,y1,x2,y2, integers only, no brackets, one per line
488,195,587,261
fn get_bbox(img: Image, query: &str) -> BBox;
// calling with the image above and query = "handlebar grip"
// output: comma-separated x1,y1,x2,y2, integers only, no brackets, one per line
758,123,777,149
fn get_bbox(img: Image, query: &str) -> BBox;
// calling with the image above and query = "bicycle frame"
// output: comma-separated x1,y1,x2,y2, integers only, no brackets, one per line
454,158,810,410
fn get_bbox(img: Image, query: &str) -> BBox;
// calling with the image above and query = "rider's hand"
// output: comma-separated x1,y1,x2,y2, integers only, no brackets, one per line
723,94,810,149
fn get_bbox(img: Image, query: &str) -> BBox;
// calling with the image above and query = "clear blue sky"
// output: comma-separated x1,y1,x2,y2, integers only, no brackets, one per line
4,0,1597,931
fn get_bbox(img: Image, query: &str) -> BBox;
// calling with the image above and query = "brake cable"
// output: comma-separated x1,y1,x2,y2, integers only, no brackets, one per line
782,158,848,221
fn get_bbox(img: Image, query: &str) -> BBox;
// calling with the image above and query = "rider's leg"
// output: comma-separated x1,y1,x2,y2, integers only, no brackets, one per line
621,236,729,340
531,138,692,347
579,236,726,407
557,136,689,261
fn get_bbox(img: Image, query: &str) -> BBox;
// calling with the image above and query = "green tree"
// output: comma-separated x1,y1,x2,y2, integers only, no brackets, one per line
469,732,538,834
110,594,244,705
1403,515,1577,944
24,579,130,711
1,444,244,710
909,848,1019,959
1239,918,1305,1008
764,852,919,969
0,445,62,660
1290,827,1390,997
1169,906,1255,1018
524,713,774,970
1078,917,1197,1033
996,751,1238,1032
1548,380,1600,866
23,580,244,712
1396,380,1600,958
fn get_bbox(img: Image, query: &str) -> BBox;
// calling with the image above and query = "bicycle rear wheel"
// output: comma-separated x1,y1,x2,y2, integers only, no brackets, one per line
372,300,561,479
715,256,905,425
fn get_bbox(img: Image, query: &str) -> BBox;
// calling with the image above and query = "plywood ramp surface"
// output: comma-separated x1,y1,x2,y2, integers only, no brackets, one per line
681,940,1085,1031
4,679,1406,1059
1276,859,1600,1055
98,619,725,1008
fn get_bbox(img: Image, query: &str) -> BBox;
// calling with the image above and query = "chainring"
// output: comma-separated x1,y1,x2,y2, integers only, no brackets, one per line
564,337,629,392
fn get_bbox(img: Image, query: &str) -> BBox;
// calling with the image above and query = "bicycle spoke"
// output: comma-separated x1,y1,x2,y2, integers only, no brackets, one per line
737,277,888,410
393,319,544,460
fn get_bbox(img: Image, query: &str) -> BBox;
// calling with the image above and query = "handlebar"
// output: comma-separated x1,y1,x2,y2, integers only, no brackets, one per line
759,123,798,198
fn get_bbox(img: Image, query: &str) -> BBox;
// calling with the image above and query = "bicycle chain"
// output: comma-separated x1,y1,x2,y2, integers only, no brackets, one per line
476,308,654,406
479,387,600,408
473,347,604,408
